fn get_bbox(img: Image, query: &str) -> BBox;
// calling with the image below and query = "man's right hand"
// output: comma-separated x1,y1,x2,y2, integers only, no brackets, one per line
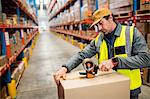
54,67,68,84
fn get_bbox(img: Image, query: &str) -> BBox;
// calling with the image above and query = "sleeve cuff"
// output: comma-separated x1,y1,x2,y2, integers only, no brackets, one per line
62,64,70,73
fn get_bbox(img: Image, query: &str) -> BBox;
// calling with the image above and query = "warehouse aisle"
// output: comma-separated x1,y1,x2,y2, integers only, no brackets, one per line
17,26,81,99
16,9,82,99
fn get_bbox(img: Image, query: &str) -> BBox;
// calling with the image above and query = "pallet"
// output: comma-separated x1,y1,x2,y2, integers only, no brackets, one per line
136,9,150,16
114,12,131,18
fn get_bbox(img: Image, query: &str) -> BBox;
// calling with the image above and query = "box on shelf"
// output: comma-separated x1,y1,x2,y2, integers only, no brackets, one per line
81,0,96,20
0,86,7,99
141,68,149,84
55,70,130,99
88,0,96,15
86,30,97,38
148,68,150,83
136,22,150,37
0,37,2,55
109,0,132,15
6,18,12,25
111,6,131,15
147,34,150,50
20,17,25,25
98,0,109,9
9,34,17,56
2,13,7,24
11,15,18,25
80,5,90,20
9,31,23,56
0,12,3,24
109,0,131,9
140,3,150,10
140,0,150,5
0,55,7,67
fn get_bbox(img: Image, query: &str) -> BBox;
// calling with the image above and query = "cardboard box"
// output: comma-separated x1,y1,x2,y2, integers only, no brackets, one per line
0,86,7,99
0,38,2,55
136,22,150,37
148,69,150,83
0,55,7,67
55,70,130,99
147,34,150,50
98,0,109,9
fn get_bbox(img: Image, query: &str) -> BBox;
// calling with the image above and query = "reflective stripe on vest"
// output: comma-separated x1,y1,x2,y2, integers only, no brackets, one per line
95,25,141,90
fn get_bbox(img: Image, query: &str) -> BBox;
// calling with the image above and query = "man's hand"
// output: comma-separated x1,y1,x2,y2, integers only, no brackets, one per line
99,59,116,72
54,67,68,84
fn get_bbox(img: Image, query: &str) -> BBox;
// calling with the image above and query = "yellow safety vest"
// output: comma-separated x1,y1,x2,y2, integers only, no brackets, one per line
95,25,141,90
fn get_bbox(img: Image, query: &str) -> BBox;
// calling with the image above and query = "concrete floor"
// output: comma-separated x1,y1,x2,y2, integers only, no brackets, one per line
17,30,82,99
16,9,150,99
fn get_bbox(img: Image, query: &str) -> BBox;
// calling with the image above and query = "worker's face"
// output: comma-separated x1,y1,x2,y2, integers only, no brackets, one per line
98,17,113,34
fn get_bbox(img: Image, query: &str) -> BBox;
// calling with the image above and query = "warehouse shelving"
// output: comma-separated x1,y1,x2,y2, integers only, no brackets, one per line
50,28,94,41
0,0,39,98
13,0,38,25
48,0,57,15
0,29,38,76
0,24,38,29
1,0,38,25
49,0,150,40
49,0,77,21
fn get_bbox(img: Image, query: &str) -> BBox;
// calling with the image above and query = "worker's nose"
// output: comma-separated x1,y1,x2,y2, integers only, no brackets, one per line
98,24,102,31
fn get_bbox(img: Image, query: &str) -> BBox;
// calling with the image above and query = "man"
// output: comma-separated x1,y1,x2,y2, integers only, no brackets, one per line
55,8,150,99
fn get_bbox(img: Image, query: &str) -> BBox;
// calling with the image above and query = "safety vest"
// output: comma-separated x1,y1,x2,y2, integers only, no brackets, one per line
95,25,141,90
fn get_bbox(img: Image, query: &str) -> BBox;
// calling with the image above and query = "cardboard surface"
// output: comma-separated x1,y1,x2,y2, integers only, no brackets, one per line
56,70,130,99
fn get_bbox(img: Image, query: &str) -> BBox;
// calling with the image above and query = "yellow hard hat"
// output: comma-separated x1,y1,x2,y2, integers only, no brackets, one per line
90,8,112,28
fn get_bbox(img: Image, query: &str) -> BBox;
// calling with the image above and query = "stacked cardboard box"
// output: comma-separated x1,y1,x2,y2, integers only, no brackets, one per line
0,12,2,24
15,31,22,51
81,4,88,20
148,68,150,83
2,13,7,24
109,0,132,15
98,0,109,9
12,15,18,25
9,31,22,56
23,32,28,44
10,33,17,55
140,0,150,10
74,1,81,22
20,17,25,25
81,0,96,20
0,86,7,99
0,55,8,67
147,34,150,50
0,1,2,24
136,22,150,37
86,30,97,38
6,18,12,25
0,36,2,55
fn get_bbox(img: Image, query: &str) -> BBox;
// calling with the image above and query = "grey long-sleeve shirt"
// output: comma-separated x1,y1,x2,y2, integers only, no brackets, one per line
64,23,150,72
